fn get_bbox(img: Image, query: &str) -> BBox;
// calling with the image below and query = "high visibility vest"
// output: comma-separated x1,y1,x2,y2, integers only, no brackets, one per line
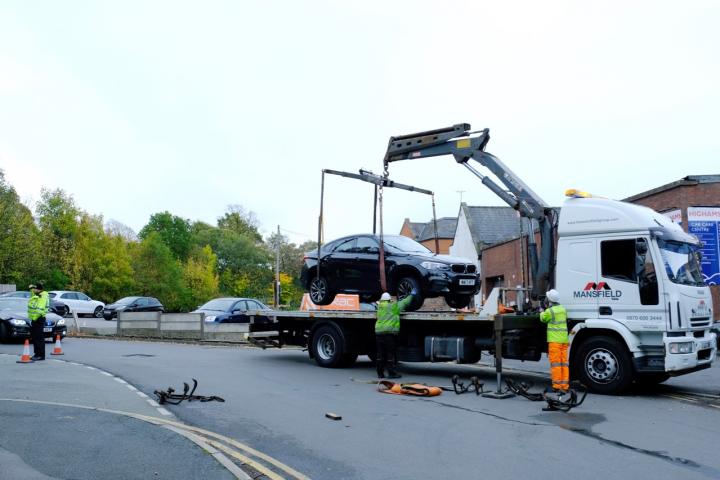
375,296,412,334
540,304,569,344
28,291,50,321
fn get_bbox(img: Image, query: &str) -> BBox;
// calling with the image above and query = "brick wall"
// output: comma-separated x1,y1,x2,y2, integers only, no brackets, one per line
420,238,453,254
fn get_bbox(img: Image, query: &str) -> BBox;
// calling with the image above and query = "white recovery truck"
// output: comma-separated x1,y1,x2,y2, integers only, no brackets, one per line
250,124,716,394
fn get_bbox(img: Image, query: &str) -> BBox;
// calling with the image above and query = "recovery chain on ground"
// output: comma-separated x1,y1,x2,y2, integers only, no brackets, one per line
154,378,225,405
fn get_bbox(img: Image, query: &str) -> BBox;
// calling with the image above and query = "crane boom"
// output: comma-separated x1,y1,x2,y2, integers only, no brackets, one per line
383,124,555,298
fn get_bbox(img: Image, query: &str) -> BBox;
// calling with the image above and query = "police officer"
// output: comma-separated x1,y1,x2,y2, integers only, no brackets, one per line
540,289,569,407
375,290,415,379
28,283,50,360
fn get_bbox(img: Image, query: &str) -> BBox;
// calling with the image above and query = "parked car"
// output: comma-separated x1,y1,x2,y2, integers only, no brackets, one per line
48,291,105,318
103,296,165,320
0,291,70,316
0,297,67,343
300,234,480,311
193,298,272,323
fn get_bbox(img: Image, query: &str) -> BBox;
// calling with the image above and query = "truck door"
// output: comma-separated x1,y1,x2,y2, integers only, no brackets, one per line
557,238,598,319
597,237,663,326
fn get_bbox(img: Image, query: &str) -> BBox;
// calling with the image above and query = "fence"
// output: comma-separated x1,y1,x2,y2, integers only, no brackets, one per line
116,311,253,342
0,284,16,294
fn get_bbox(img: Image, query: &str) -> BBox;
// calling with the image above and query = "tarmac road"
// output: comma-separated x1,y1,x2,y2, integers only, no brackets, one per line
1,338,719,480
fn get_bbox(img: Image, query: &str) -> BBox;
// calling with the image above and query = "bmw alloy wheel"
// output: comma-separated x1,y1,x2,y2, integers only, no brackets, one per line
310,277,328,303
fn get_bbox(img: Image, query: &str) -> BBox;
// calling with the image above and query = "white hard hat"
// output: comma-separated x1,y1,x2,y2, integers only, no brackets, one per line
380,292,391,301
546,289,560,303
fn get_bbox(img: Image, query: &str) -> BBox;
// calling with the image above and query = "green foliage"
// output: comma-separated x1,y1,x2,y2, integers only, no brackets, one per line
139,211,192,261
0,170,43,286
131,232,188,311
36,188,80,286
217,205,263,243
183,245,220,309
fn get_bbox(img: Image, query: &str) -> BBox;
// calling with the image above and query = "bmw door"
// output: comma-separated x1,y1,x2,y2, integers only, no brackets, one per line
325,238,363,292
354,236,382,296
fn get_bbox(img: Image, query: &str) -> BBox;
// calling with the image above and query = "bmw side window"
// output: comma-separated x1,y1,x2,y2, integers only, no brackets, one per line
355,237,379,254
334,239,356,253
600,240,636,282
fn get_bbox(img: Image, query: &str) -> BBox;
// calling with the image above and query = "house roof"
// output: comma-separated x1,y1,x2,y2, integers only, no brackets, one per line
461,204,522,250
403,220,427,239
624,175,720,202
417,217,458,242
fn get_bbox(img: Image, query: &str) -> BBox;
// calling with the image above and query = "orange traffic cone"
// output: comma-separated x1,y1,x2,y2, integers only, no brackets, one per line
16,339,34,363
51,335,64,355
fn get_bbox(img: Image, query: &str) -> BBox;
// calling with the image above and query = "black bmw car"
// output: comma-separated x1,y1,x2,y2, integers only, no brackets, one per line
103,296,165,320
0,298,67,343
300,234,480,311
192,298,272,323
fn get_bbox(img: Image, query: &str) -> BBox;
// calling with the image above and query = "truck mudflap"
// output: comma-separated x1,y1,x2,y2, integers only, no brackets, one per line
663,331,717,374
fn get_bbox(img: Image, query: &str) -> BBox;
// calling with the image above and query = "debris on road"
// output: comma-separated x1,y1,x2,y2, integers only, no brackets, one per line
325,412,342,420
154,378,225,405
377,381,442,396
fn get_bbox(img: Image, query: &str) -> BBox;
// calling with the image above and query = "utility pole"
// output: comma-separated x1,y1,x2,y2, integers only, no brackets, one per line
275,225,280,308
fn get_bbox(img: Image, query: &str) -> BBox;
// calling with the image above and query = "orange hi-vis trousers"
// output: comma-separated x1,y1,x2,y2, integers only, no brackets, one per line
548,342,569,391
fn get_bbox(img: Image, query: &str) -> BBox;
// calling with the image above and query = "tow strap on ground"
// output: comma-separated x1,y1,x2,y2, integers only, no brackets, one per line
154,378,225,405
377,381,443,396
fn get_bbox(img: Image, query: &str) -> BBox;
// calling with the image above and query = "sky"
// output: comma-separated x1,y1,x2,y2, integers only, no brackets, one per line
1,1,719,245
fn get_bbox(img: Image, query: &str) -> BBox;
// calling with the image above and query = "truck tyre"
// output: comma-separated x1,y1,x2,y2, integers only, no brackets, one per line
445,294,472,309
396,276,424,311
311,324,348,368
309,275,335,305
573,336,634,395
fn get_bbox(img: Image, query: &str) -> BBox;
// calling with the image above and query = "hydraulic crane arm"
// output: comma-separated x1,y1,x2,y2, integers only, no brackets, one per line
383,124,555,298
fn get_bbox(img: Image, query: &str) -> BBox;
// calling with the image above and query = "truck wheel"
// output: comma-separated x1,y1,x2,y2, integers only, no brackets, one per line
445,294,472,309
309,275,335,305
311,324,347,368
396,276,424,311
573,336,634,395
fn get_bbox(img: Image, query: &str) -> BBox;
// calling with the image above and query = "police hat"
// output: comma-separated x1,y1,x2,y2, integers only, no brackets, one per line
28,282,43,290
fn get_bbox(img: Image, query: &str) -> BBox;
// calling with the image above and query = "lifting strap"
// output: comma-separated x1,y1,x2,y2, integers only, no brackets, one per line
377,381,442,397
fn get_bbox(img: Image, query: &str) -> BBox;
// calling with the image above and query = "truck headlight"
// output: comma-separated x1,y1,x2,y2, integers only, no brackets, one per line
669,342,693,354
57,319,66,326
10,319,27,326
421,261,448,270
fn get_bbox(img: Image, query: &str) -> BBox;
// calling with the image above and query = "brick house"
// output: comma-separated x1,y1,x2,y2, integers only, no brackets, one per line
399,217,458,254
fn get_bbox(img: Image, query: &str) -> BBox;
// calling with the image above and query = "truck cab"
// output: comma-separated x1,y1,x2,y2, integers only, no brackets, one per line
557,194,716,393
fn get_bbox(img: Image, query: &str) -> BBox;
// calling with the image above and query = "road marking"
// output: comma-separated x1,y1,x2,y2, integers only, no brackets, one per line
114,377,127,384
163,425,251,479
85,366,97,370
157,407,173,416
100,371,113,377
126,384,138,392
136,391,148,399
0,398,306,480
147,399,160,407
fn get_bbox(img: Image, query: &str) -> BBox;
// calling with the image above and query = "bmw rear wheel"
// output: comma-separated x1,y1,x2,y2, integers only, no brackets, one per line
309,275,335,305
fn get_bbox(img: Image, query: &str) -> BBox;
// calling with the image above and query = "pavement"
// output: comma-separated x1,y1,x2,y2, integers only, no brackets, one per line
0,353,244,480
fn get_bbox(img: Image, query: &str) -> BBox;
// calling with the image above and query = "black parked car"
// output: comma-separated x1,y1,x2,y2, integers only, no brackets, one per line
103,296,165,320
0,298,67,343
0,291,69,316
300,234,480,311
192,298,272,323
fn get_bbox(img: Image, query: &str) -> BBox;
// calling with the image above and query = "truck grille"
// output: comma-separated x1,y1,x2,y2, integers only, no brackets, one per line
451,264,476,274
690,317,711,328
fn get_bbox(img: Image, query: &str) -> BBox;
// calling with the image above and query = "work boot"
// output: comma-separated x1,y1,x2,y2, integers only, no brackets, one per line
376,369,385,379
31,355,44,361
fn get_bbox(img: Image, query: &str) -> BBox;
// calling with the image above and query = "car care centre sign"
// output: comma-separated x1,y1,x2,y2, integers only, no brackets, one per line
688,207,720,285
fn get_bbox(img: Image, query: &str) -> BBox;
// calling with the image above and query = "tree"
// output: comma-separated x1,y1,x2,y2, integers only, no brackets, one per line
131,232,188,311
217,205,262,243
183,245,220,310
139,212,192,261
35,188,81,289
0,170,43,286
105,219,137,242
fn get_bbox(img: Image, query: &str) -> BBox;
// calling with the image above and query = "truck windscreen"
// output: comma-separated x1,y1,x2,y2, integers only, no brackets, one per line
657,239,705,286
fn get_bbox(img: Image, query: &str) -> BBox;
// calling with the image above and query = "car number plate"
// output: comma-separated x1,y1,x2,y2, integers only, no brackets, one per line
43,327,52,333
459,279,475,286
